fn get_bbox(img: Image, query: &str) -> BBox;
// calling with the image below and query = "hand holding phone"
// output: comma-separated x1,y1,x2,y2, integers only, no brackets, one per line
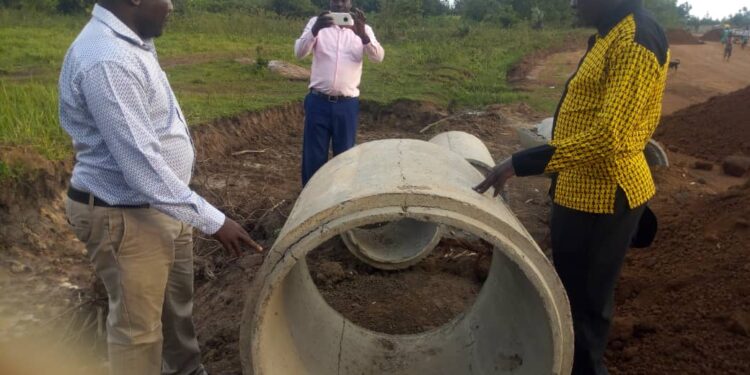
312,12,333,36
329,12,355,27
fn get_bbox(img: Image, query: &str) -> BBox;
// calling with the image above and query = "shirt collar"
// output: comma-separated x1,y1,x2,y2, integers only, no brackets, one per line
597,0,642,36
92,4,153,50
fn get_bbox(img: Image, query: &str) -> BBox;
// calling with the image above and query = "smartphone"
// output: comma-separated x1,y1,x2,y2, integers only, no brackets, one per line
329,12,354,27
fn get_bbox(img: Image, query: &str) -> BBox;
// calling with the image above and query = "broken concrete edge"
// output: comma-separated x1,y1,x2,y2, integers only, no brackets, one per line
239,201,573,374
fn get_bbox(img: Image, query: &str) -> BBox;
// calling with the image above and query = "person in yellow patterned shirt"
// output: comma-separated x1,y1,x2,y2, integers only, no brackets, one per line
475,0,668,374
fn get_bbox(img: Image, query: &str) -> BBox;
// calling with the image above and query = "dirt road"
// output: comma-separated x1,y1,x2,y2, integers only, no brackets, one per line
524,41,750,116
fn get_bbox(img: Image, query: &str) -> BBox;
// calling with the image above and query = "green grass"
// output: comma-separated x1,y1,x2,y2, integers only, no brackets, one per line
0,9,587,167
0,82,67,159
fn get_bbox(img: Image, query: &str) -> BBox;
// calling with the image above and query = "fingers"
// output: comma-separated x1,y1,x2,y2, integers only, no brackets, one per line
240,231,264,252
218,237,239,258
353,8,366,22
493,183,502,198
230,238,241,258
473,179,491,194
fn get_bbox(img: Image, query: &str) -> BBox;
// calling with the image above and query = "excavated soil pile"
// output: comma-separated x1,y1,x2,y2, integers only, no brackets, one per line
702,28,724,42
655,86,750,162
608,179,750,374
666,29,703,45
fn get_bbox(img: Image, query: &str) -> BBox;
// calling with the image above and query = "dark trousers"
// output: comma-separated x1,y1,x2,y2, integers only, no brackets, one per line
551,189,646,375
301,92,359,185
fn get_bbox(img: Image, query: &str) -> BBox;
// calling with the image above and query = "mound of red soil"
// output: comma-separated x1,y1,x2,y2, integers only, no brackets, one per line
702,28,724,42
667,28,703,45
655,86,750,162
608,179,750,374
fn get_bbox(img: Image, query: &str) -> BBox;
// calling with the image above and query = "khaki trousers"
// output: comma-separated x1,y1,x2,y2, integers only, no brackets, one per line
65,198,207,375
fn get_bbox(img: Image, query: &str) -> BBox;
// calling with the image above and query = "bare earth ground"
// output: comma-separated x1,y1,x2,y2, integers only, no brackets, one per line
1,41,750,374
525,41,750,116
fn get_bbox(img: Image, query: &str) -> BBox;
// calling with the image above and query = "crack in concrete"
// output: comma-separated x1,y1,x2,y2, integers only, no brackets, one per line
336,319,346,375
397,140,407,185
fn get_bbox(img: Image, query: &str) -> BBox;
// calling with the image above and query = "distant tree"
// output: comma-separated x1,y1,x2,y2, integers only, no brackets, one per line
643,0,688,28
305,0,380,13
421,0,449,16
378,0,421,39
268,0,316,16
0,0,55,11
459,0,518,27
56,0,95,14
727,7,750,27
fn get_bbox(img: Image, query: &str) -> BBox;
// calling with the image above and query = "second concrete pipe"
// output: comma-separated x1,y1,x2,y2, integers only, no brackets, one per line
341,131,496,270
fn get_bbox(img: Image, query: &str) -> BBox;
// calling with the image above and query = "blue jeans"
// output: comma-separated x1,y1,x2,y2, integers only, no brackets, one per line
301,92,359,185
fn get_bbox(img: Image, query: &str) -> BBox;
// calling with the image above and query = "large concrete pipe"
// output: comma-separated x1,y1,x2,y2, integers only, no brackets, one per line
428,131,496,175
644,139,669,167
339,218,443,270
239,139,573,375
341,131,497,270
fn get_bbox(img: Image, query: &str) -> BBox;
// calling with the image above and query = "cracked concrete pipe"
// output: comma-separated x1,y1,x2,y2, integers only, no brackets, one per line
428,131,496,176
239,139,573,375
340,131,497,270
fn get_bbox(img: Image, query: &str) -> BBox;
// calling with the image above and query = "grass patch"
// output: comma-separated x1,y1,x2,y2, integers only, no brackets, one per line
0,8,587,166
0,81,68,159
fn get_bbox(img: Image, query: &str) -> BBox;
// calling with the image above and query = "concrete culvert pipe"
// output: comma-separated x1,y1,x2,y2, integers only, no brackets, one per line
239,139,573,375
340,218,442,270
428,131,496,176
644,139,669,167
341,131,497,270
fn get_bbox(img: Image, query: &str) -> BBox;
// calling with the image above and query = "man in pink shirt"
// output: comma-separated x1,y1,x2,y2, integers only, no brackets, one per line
295,0,385,185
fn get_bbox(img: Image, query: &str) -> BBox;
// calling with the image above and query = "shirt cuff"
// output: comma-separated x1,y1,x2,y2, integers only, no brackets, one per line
197,204,226,235
512,144,555,177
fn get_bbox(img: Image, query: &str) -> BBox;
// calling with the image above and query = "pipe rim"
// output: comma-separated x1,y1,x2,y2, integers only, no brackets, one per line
240,197,573,375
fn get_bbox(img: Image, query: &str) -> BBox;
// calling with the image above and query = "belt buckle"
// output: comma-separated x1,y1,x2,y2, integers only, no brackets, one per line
327,94,338,103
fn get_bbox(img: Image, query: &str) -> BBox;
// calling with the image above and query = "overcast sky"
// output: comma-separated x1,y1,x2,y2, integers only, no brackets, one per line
682,0,746,20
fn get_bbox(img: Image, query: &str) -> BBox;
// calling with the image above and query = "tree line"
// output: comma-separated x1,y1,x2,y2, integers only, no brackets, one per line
2,0,747,28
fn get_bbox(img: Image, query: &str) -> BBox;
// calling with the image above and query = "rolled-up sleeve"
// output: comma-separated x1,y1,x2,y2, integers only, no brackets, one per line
80,61,225,234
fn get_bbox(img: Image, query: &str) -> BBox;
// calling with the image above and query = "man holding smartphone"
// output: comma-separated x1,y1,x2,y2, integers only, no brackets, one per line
294,0,385,186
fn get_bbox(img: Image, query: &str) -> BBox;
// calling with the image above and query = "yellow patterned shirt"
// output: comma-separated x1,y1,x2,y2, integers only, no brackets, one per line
512,1,670,214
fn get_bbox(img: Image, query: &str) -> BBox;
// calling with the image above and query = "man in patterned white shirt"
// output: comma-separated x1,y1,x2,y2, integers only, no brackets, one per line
59,1,262,374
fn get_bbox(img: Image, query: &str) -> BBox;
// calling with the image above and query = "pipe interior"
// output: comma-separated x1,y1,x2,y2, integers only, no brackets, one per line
255,215,555,375
343,218,441,265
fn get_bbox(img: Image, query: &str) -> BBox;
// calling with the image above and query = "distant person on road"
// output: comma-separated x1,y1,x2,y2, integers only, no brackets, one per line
294,0,385,186
475,0,669,374
724,34,733,61
741,27,748,49
59,1,263,374
721,25,731,45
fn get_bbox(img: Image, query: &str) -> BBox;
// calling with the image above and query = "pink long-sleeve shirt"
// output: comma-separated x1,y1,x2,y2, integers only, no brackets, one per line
294,16,384,97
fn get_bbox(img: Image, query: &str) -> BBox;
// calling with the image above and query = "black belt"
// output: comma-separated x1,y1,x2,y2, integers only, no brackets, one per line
67,186,149,209
310,89,356,102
